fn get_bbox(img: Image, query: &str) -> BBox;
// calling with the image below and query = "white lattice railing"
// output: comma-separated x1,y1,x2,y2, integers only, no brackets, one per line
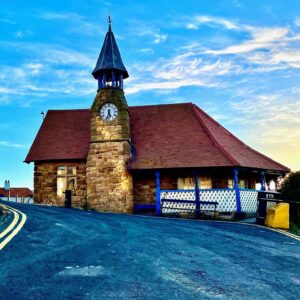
240,189,258,213
160,188,258,214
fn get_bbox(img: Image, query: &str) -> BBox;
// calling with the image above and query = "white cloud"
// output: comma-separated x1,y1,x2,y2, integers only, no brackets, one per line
225,91,300,170
295,18,300,27
0,141,26,149
130,20,168,44
206,27,288,55
153,33,168,44
186,15,239,30
0,42,97,105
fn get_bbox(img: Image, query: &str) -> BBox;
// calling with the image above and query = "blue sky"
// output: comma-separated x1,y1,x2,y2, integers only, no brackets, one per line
0,0,300,189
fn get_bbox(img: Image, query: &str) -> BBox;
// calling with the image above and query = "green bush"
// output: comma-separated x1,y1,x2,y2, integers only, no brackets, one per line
279,171,300,226
279,171,300,202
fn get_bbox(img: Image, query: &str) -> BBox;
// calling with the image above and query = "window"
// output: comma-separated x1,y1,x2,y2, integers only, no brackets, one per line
228,178,247,188
239,179,246,189
200,176,212,189
178,177,194,190
57,166,76,197
177,176,212,189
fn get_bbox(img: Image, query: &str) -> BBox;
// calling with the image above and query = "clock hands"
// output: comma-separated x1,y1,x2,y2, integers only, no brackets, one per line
106,109,112,120
100,103,118,121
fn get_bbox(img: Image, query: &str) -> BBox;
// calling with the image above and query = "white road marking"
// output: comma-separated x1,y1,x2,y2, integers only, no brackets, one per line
0,204,27,250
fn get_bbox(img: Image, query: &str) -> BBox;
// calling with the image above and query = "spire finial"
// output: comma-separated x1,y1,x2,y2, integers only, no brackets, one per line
108,15,112,31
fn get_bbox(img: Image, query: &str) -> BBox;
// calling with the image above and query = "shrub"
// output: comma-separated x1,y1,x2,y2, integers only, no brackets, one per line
279,171,300,202
279,171,300,226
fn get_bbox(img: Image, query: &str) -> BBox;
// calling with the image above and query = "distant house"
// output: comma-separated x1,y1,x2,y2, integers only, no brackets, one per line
0,188,33,202
25,19,289,215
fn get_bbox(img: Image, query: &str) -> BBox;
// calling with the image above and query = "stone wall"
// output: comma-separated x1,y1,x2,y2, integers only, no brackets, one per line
34,161,86,207
86,87,133,213
86,141,133,213
90,88,130,142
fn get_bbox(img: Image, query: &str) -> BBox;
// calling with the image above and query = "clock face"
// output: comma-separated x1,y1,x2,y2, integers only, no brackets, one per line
100,103,118,121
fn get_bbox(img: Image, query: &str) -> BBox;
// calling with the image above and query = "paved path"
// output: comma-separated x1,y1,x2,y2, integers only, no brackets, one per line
1,201,300,300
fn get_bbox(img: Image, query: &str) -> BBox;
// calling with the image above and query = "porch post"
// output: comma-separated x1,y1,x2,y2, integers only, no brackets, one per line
233,168,241,213
194,175,201,217
155,171,161,215
260,171,266,191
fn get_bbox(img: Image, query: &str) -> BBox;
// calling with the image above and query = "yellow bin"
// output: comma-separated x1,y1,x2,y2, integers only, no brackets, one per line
265,203,289,229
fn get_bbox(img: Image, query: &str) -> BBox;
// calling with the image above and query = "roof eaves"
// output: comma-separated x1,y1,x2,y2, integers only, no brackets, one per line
194,105,290,173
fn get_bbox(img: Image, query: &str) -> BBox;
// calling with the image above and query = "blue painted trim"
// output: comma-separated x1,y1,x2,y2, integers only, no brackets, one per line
160,189,195,193
233,168,242,213
119,74,123,89
161,199,218,205
98,75,102,89
133,204,156,213
103,72,107,87
160,188,237,193
194,176,200,215
260,171,266,191
111,71,115,87
155,171,161,215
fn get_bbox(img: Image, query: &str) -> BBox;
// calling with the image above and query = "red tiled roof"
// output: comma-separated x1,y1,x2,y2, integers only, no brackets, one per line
129,103,289,172
0,188,33,197
24,103,290,172
25,109,91,162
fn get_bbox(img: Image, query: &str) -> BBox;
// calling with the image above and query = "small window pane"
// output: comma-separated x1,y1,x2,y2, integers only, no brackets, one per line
239,179,246,188
57,166,66,176
177,177,194,189
228,179,233,188
67,166,76,175
200,176,212,189
57,177,67,197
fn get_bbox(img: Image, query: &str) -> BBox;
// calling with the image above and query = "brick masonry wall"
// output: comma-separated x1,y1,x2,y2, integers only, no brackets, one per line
133,172,177,205
34,161,87,207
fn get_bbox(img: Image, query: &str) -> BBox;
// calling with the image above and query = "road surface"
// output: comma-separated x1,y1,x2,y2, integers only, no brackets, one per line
1,201,300,299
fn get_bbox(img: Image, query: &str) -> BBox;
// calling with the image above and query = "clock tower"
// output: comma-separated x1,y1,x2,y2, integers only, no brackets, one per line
86,17,133,213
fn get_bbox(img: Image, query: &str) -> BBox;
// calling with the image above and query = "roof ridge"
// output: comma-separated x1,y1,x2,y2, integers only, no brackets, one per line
48,109,89,112
194,105,290,171
191,104,239,166
129,102,192,109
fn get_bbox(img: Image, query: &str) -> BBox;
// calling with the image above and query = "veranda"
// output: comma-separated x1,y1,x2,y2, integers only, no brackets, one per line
153,167,280,216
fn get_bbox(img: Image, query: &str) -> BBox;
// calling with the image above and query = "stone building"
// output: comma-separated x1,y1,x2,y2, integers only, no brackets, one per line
25,19,290,215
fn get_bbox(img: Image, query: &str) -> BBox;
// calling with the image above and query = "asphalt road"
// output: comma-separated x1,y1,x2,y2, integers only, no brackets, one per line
1,201,300,300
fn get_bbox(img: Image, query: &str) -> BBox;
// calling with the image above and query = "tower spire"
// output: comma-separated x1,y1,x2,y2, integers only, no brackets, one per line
92,17,128,90
108,15,112,31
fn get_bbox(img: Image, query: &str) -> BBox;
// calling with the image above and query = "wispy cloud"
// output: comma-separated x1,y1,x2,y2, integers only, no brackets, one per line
206,27,289,55
186,15,239,30
130,20,168,44
0,141,26,149
39,12,102,36
0,18,15,24
15,30,33,39
0,42,96,105
225,90,300,170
